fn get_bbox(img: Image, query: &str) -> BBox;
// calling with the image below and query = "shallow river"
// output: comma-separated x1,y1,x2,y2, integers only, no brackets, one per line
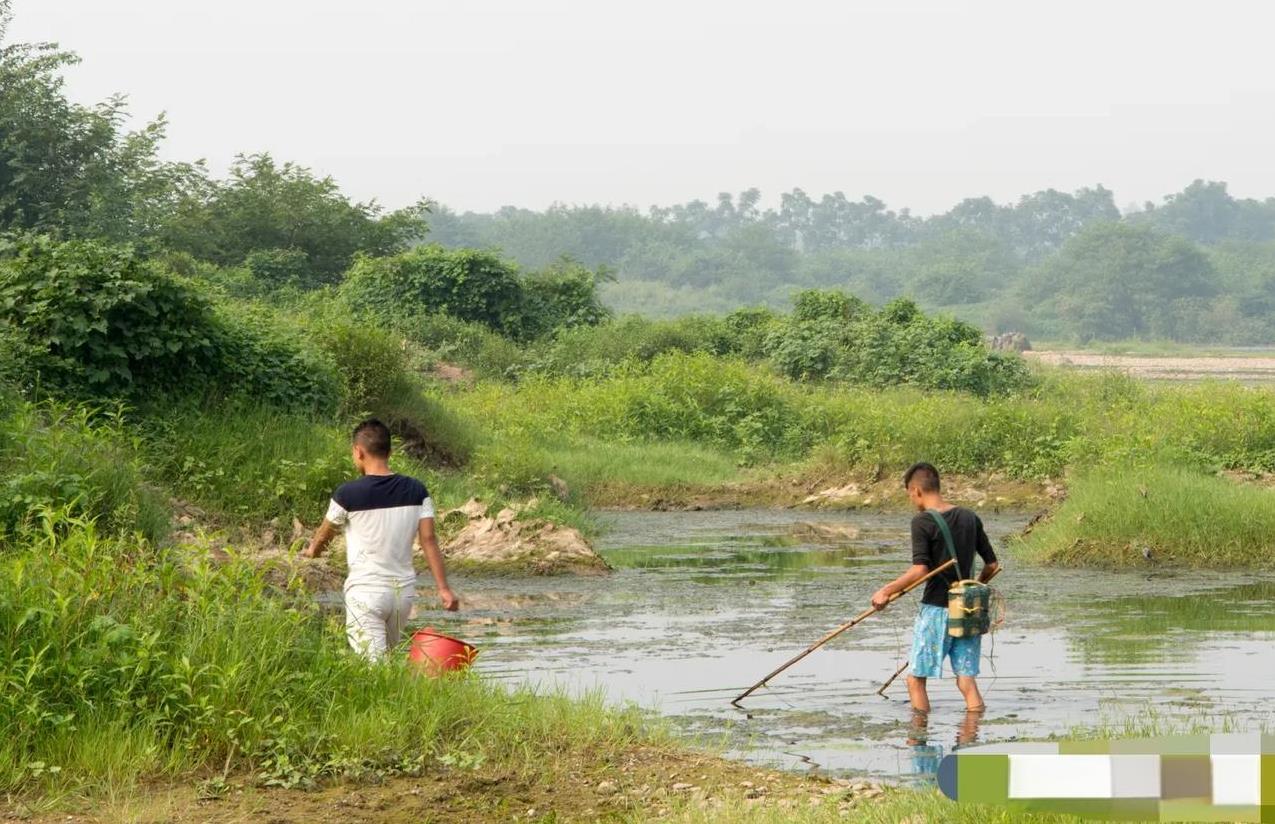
427,509,1275,784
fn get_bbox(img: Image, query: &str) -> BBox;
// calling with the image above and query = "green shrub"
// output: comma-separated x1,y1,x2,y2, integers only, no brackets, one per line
310,322,408,414
0,321,42,391
792,289,870,322
212,305,341,415
343,245,526,338
161,251,265,300
244,247,319,289
721,307,782,360
766,291,1033,395
0,235,222,394
0,235,341,414
520,257,613,338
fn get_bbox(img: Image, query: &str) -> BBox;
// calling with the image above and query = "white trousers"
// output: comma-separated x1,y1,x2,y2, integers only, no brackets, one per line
344,584,415,661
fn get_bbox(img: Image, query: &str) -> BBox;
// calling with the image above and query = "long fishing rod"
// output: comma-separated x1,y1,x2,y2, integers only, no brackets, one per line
731,558,956,707
875,564,1002,697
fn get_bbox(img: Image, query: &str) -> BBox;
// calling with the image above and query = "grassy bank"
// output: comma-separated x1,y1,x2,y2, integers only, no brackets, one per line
438,358,1275,497
1017,465,1275,568
0,518,650,803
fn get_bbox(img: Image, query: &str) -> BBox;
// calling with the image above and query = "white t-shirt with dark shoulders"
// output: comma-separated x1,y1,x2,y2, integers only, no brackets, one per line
325,473,435,591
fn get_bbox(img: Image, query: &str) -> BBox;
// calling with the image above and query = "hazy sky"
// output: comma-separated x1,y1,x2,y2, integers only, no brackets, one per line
11,0,1275,214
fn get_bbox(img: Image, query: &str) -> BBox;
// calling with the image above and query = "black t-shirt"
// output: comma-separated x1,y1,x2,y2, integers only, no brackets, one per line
910,507,998,607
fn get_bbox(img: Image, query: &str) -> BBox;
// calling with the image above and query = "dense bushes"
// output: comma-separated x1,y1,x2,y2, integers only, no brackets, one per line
499,291,1030,396
342,246,613,343
310,322,408,415
766,294,1032,395
213,306,341,414
0,235,338,413
343,245,527,337
0,235,222,393
441,356,1275,493
520,257,614,338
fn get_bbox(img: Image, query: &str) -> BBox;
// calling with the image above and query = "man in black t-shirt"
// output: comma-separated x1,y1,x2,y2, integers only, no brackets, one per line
870,463,999,713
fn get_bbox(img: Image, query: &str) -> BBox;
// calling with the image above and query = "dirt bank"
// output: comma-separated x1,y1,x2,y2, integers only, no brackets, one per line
587,471,1060,513
5,746,899,824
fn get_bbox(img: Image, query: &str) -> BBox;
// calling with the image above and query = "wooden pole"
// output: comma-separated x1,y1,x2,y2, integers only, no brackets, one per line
876,660,910,697
731,558,956,707
875,565,1002,696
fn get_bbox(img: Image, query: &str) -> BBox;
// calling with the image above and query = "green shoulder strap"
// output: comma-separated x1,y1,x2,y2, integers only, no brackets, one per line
926,509,966,580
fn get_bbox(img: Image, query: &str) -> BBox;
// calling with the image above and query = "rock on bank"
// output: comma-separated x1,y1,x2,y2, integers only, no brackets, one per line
441,499,610,575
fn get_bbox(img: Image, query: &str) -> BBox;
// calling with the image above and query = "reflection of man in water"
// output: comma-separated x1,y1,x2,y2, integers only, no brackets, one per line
906,709,984,779
871,463,999,712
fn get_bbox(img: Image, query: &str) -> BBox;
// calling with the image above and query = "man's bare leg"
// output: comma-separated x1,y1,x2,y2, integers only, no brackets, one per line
955,675,985,711
906,674,930,712
906,709,929,746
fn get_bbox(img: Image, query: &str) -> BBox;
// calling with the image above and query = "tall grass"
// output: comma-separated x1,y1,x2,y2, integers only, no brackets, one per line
435,355,1275,494
140,403,353,524
1017,464,1275,567
0,516,654,799
0,396,168,542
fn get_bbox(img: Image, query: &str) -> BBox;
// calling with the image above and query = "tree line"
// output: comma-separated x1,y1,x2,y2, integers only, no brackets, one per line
426,185,1275,344
4,1,1270,346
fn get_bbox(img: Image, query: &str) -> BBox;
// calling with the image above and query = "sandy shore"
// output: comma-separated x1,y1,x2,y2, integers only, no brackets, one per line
1025,350,1275,381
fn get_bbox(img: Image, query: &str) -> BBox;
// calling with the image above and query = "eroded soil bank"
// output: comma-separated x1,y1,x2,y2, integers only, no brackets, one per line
4,746,901,823
587,471,1061,513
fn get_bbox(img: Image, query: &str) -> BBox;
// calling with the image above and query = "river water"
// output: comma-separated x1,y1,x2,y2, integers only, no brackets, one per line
427,509,1275,783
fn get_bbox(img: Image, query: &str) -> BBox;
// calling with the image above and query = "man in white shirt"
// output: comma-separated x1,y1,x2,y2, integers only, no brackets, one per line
303,418,459,659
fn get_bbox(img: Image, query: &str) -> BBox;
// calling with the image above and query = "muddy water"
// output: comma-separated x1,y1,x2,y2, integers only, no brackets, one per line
427,509,1275,783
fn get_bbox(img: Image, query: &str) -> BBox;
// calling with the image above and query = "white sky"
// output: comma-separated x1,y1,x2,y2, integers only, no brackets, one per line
10,0,1275,214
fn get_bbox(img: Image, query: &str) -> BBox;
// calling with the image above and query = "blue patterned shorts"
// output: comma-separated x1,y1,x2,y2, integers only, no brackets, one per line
909,604,981,678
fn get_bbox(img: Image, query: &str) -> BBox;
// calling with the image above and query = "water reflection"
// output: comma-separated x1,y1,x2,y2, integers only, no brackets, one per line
603,543,884,573
1066,581,1275,665
905,710,984,781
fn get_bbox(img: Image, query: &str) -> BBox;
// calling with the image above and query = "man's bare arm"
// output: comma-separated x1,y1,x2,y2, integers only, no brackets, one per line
978,561,1000,583
871,563,930,610
418,518,459,611
302,520,338,559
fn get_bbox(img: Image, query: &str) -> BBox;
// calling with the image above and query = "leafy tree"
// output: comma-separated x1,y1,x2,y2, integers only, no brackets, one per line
1136,180,1275,245
1030,223,1218,341
0,9,202,243
159,154,426,282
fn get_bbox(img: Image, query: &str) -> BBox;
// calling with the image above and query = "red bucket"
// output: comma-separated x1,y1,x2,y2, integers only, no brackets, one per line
408,628,478,675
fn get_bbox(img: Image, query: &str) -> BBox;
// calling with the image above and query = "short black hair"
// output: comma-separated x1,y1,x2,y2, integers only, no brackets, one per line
352,418,392,458
903,462,940,493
